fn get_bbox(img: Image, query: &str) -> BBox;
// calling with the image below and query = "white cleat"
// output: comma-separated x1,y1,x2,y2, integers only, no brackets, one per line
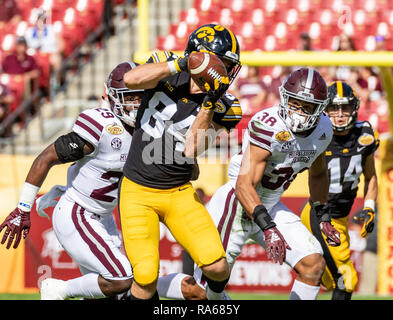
221,291,232,300
206,287,232,300
40,278,67,300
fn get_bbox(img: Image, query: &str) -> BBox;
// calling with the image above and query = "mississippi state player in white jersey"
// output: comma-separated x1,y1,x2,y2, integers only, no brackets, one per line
0,62,143,300
157,68,341,300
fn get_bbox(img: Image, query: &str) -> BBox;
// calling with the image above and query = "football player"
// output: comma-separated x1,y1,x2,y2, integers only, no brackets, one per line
118,24,242,300
0,62,144,300
300,81,379,300
157,67,342,300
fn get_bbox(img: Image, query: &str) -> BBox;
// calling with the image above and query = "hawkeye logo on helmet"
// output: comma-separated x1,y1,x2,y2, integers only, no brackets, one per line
196,26,216,42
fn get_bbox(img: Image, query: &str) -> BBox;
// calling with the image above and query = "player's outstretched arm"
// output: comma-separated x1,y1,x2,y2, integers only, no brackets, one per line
0,133,94,249
183,79,229,158
309,152,341,246
123,55,188,90
235,143,291,265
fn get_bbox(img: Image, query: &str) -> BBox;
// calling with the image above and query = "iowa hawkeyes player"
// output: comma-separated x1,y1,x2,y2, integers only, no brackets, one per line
119,24,242,300
300,81,379,300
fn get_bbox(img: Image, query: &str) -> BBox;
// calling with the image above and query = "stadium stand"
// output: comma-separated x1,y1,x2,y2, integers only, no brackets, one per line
156,0,391,137
0,0,126,138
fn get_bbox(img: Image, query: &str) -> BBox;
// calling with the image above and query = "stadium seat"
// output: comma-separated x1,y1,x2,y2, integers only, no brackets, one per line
1,73,26,112
34,52,51,90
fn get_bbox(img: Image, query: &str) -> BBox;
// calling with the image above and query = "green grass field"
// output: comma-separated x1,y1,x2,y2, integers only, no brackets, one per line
1,292,392,300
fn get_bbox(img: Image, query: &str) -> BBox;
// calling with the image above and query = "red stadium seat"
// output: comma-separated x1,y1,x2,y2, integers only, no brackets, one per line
34,52,51,90
1,73,26,112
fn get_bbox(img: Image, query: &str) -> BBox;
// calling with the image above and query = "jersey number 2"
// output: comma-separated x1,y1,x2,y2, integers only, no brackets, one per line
90,171,122,202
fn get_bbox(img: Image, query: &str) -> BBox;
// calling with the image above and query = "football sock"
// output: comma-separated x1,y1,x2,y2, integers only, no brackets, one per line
157,273,188,300
332,288,352,300
205,277,229,300
65,273,106,299
129,290,159,300
289,279,320,300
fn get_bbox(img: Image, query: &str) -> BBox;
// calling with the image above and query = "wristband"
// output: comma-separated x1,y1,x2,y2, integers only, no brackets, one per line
167,61,179,75
252,205,276,231
17,182,40,212
364,199,376,211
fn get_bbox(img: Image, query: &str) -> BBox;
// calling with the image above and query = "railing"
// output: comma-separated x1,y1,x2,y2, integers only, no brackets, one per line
0,0,137,153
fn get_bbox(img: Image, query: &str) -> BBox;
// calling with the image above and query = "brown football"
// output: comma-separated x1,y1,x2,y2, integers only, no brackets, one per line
187,51,228,91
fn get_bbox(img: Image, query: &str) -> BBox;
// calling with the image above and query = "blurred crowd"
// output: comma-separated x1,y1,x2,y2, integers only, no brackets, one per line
230,31,391,145
0,0,121,138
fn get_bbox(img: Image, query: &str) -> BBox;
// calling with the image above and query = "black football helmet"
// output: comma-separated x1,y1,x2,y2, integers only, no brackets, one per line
105,61,144,127
326,81,360,132
184,24,242,85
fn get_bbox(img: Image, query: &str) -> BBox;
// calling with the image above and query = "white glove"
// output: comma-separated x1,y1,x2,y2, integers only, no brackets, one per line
36,185,66,219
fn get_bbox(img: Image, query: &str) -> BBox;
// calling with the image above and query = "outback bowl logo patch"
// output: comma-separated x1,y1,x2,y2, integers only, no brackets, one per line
106,124,124,135
111,137,122,150
276,131,291,142
358,133,374,146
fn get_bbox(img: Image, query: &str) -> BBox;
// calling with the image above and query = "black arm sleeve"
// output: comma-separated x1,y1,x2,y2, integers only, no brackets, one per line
54,132,87,163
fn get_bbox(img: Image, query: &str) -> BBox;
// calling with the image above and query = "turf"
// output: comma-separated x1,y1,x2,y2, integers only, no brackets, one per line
0,292,392,300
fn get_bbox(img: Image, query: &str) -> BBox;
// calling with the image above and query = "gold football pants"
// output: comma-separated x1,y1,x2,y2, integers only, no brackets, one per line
118,176,226,286
300,202,358,293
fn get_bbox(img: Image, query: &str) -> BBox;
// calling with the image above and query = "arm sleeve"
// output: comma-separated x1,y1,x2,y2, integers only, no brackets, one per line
212,92,242,131
54,132,87,163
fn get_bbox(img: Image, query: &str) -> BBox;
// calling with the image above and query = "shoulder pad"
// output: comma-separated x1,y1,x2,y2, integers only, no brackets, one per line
72,108,109,146
247,115,276,151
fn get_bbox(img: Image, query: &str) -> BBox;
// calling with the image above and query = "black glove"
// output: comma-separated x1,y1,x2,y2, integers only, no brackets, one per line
353,207,375,238
313,203,341,247
173,55,189,72
201,76,230,110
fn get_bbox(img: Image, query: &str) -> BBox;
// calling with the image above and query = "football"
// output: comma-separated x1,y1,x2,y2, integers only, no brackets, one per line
187,51,228,91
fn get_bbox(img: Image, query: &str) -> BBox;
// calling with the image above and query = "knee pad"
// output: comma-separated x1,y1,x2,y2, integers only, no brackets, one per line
133,262,159,286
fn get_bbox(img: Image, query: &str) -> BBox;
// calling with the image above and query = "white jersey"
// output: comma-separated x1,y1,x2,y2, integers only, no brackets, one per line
64,106,132,216
228,105,333,210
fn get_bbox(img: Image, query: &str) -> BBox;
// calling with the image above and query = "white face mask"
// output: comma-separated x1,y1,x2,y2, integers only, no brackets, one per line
105,82,143,127
279,86,328,133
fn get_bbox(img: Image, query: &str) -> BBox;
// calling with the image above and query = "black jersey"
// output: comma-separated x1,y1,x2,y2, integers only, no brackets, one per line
123,72,242,189
325,121,379,218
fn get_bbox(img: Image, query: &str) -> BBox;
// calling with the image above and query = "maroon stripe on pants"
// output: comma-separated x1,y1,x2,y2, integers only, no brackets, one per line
221,193,238,251
217,188,235,234
71,204,127,278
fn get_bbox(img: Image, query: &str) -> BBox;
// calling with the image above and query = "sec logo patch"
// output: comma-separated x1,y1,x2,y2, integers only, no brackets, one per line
106,124,124,135
358,133,374,146
111,137,122,150
276,131,291,142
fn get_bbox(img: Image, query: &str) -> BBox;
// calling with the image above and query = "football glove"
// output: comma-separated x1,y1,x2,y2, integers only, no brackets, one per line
264,227,291,265
353,207,375,238
36,185,66,219
201,77,230,110
252,205,291,265
0,208,31,249
313,203,341,247
173,55,189,72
